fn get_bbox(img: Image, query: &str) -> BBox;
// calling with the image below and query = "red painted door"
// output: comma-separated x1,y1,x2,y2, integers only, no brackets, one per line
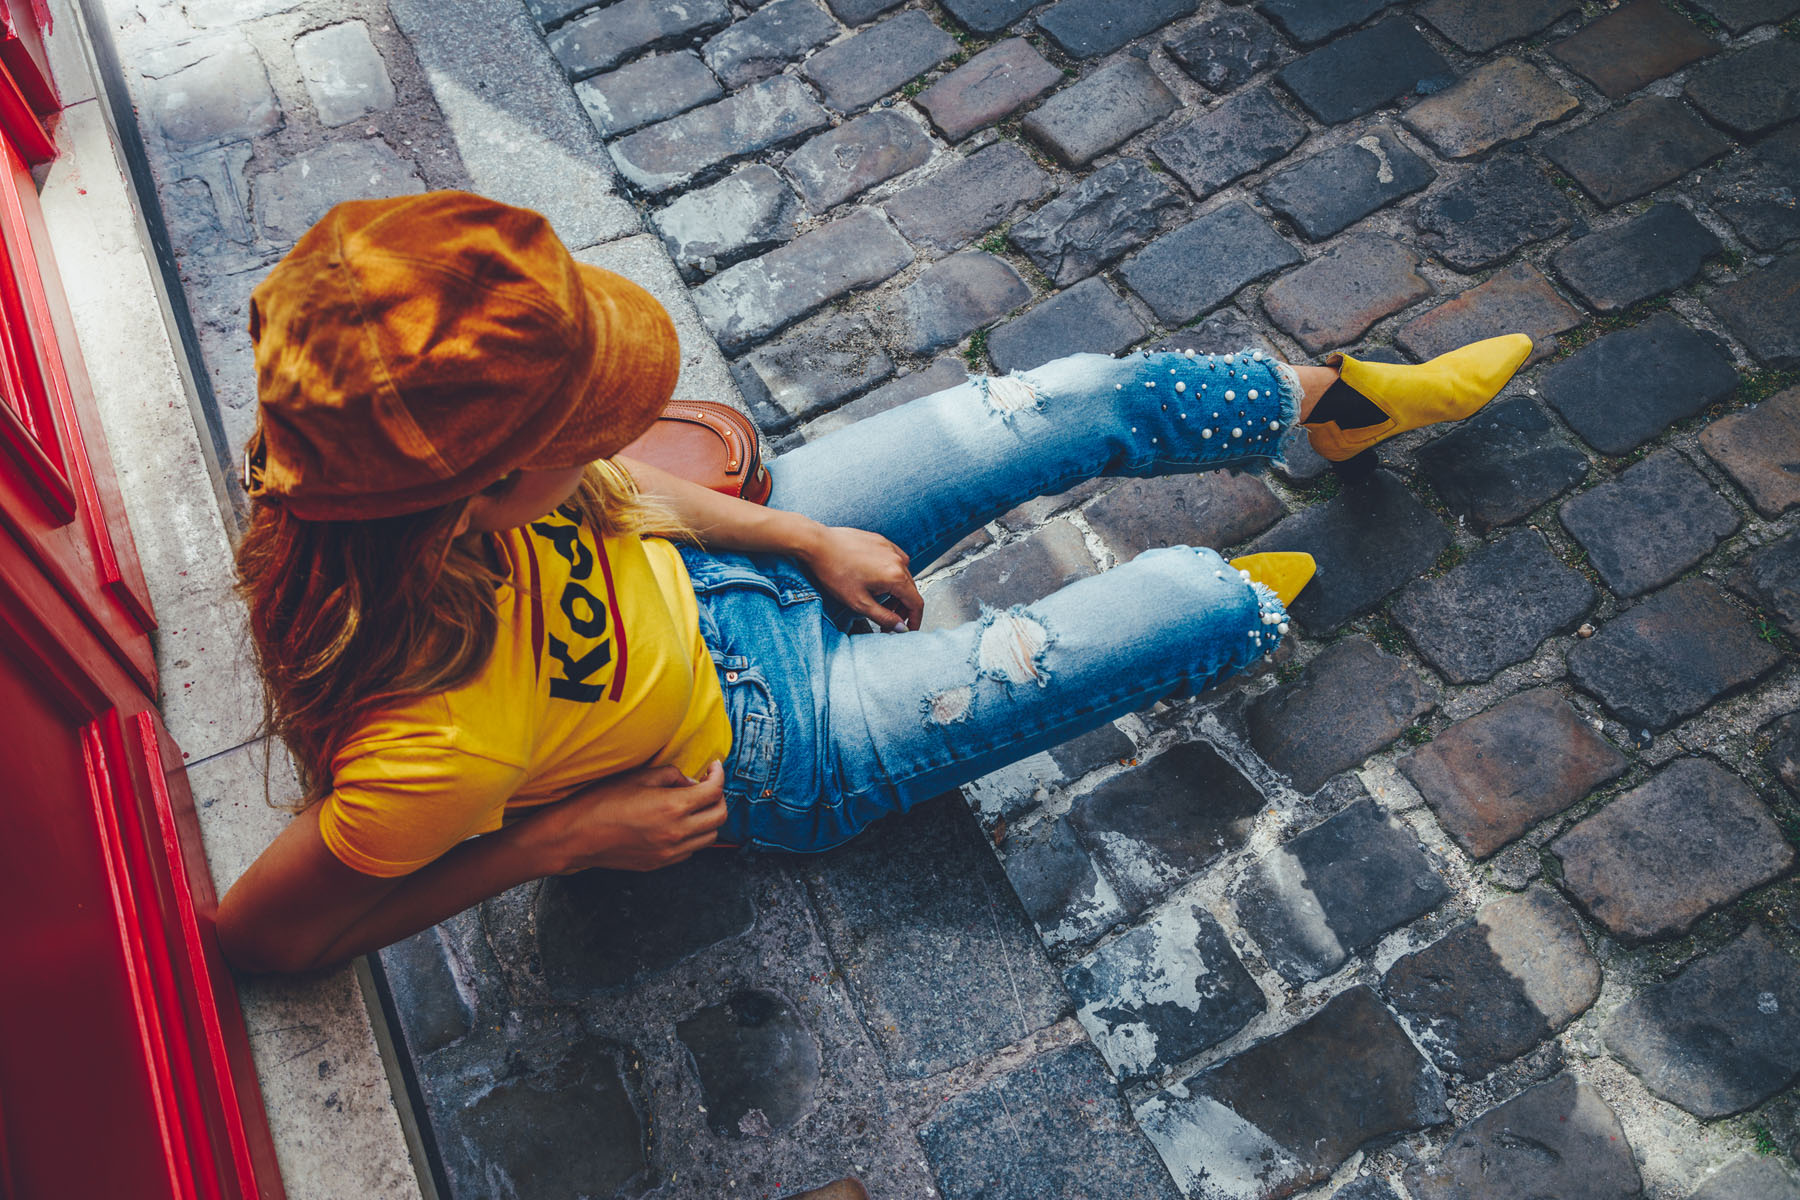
0,10,284,1197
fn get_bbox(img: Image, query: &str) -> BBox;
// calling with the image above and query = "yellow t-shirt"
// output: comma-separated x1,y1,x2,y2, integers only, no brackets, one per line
316,506,732,877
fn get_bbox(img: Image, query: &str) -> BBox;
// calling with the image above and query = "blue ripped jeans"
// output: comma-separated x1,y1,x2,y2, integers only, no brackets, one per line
685,350,1303,852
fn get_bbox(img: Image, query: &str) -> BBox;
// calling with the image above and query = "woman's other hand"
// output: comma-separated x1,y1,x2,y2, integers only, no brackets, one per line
798,525,924,632
531,761,729,873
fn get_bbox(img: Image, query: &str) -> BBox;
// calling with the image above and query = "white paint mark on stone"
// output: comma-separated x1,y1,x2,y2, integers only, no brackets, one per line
1760,991,1780,1015
1356,134,1396,183
1257,847,1347,971
964,750,1063,819
1135,1091,1305,1199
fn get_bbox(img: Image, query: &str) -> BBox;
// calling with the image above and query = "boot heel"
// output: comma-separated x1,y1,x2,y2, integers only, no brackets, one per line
1331,448,1378,485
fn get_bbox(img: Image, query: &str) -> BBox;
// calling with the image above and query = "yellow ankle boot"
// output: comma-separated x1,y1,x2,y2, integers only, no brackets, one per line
1229,552,1316,607
1305,334,1533,463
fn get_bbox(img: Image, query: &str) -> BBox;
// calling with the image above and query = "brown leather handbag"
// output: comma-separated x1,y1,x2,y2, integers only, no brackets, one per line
619,400,772,504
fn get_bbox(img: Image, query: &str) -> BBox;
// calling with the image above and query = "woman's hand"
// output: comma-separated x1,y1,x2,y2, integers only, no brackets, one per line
797,525,925,632
528,761,729,873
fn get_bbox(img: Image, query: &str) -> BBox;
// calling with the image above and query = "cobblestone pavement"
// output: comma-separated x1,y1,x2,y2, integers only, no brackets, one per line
101,0,1800,1195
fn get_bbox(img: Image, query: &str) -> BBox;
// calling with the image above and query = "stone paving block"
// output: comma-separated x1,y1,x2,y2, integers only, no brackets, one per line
1417,0,1579,52
994,478,1111,534
825,0,906,22
920,520,1097,630
1038,0,1197,58
1569,578,1783,733
938,0,1037,35
1010,158,1185,287
804,793,1068,1078
917,38,1062,142
1690,1157,1800,1200
785,109,934,213
1332,1182,1402,1200
1709,250,1800,369
574,51,721,139
1152,309,1284,361
1684,38,1800,138
536,854,757,995
1768,709,1800,795
609,75,830,196
1139,986,1448,1200
1603,926,1800,1116
1002,818,1130,950
1732,530,1800,638
548,0,732,79
802,11,959,113
1399,688,1626,858
988,278,1149,373
883,141,1052,253
1068,901,1265,1081
1703,386,1800,517
1405,1074,1641,1200
1023,57,1180,168
1392,530,1596,684
1543,96,1731,208
702,0,838,89
1552,202,1721,314
1256,0,1391,45
1559,451,1739,598
1413,154,1575,271
651,164,800,279
1384,890,1601,1078
1539,312,1738,455
966,717,1137,822
1233,799,1448,983
1122,202,1302,325
1276,18,1453,126
1258,126,1435,241
1398,264,1582,368
1246,471,1452,634
294,20,396,129
1248,637,1438,793
732,313,894,432
449,1034,648,1197
799,355,969,441
378,928,474,1057
1067,740,1265,914
1414,396,1589,532
677,989,821,1137
1165,8,1283,94
1688,0,1800,29
921,1042,1184,1200
252,139,425,245
523,0,594,24
144,32,282,148
891,251,1031,356
1086,471,1284,563
1262,235,1432,354
1557,755,1793,941
1705,123,1800,252
1401,57,1579,159
1548,0,1716,100
693,209,913,352
1151,86,1309,199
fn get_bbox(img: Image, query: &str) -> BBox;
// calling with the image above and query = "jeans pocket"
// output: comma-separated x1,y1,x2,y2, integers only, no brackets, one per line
714,653,780,801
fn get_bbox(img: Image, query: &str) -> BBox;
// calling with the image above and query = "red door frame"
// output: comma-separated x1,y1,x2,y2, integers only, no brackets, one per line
0,3,285,1194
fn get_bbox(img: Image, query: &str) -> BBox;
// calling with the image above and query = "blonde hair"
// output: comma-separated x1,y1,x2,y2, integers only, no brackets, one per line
236,460,688,806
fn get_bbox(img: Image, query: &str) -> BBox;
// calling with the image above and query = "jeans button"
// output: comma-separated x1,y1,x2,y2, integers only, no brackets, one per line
725,670,739,682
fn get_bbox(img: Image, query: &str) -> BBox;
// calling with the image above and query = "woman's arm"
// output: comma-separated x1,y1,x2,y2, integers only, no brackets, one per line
216,763,727,974
617,454,925,631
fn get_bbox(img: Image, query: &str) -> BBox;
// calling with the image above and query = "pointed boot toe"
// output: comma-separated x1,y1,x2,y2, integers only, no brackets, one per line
1228,551,1316,607
1308,333,1532,463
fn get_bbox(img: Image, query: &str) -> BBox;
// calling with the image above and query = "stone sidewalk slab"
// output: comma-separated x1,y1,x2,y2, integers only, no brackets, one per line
1539,312,1738,455
1257,0,1391,46
1687,0,1800,29
732,312,893,432
651,164,800,279
1553,757,1793,942
1122,201,1301,325
1398,263,1582,367
1248,637,1437,793
1683,37,1800,138
1604,926,1800,1116
609,75,830,196
1084,471,1284,562
1011,158,1185,287
1567,578,1783,733
1730,531,1800,638
549,0,732,79
1276,18,1452,125
1151,85,1308,199
987,277,1148,372
1417,0,1579,53
891,251,1030,355
784,109,933,212
1165,8,1283,94
1705,123,1800,252
883,141,1051,253
1708,250,1800,368
1558,450,1738,598
917,37,1061,142
1543,96,1731,208
802,10,958,113
1406,1075,1641,1199
1262,234,1431,354
939,0,1036,35
1398,687,1626,858
1002,819,1130,951
1383,890,1601,1078
1547,0,1716,100
1258,126,1434,241
702,0,837,89
1551,201,1720,313
293,20,396,128
1037,0,1196,59
1701,385,1800,517
920,520,1096,629
575,50,721,138
1401,57,1578,160
1413,154,1574,270
1413,395,1589,532
1690,1158,1800,1200
253,140,425,245
1023,57,1180,168
1139,986,1448,1200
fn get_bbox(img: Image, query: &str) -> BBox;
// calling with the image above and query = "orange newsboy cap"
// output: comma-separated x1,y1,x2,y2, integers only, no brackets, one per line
243,191,680,520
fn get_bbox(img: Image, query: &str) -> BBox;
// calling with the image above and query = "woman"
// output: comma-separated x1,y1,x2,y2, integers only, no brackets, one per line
215,192,1528,974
